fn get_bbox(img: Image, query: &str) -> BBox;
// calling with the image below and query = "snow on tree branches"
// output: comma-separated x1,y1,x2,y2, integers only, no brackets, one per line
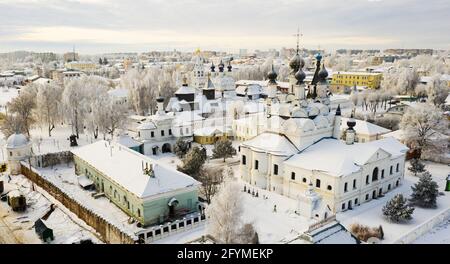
212,138,235,162
206,176,258,244
382,194,414,223
173,138,190,158
177,146,207,177
410,171,439,208
408,158,426,176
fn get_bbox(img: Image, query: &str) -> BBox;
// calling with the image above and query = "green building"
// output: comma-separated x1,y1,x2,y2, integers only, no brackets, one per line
71,140,201,226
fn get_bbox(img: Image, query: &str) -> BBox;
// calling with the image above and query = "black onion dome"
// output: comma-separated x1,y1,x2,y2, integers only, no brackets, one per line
318,63,328,80
156,96,164,103
227,61,232,72
267,64,277,83
210,62,215,72
289,53,303,72
295,68,306,83
347,118,356,129
218,60,224,72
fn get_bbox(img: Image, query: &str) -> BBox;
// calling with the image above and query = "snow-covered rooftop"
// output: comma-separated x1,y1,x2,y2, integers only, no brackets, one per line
175,85,196,95
242,132,298,156
116,135,142,148
340,117,391,135
71,140,200,199
285,137,408,177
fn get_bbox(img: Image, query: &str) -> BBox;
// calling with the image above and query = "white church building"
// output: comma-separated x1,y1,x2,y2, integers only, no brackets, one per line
238,51,409,220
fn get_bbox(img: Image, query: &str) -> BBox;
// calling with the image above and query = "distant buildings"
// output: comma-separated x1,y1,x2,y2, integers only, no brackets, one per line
65,61,97,72
63,52,79,63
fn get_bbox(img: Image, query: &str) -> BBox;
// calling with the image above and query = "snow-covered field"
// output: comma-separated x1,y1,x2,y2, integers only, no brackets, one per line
338,161,450,244
0,174,101,244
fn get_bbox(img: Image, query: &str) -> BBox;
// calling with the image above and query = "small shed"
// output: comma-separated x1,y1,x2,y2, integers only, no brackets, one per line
7,190,26,212
77,175,95,190
35,218,54,242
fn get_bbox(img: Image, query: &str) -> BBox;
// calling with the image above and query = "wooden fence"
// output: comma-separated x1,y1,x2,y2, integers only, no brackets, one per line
20,163,137,244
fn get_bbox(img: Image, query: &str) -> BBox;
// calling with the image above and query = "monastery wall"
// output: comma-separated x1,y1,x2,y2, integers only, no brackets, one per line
20,163,137,244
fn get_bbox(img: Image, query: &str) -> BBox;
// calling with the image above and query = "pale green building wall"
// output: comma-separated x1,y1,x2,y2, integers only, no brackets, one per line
73,156,198,226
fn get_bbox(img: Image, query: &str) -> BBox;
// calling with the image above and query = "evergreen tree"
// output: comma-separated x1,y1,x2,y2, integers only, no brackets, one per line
408,158,426,176
173,138,190,158
382,194,414,223
177,146,207,177
410,171,439,208
212,138,235,162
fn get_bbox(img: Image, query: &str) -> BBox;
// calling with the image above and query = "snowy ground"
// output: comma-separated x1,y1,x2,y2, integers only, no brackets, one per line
0,173,102,244
413,218,450,244
36,164,144,238
337,161,450,244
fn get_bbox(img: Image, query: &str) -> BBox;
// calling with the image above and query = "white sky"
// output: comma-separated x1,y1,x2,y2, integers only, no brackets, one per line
0,0,449,54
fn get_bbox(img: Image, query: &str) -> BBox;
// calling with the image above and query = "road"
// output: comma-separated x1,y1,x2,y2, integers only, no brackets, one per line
0,215,20,244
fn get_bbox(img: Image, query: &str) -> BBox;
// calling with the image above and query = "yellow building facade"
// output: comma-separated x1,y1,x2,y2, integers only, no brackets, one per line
331,72,382,91
65,62,97,72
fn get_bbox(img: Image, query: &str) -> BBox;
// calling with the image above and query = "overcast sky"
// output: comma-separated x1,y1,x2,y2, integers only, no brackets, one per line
0,0,449,54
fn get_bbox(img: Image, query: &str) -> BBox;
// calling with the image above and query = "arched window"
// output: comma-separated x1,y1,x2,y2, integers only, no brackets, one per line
316,179,321,188
372,167,379,182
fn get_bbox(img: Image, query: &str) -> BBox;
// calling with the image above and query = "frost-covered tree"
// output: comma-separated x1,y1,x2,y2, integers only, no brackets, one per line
373,115,400,130
102,99,127,139
35,82,63,136
177,146,207,177
122,67,177,115
62,77,90,138
410,171,439,208
427,75,449,107
173,138,190,158
212,139,235,162
198,167,224,204
238,223,259,244
63,75,112,138
0,114,27,137
206,176,243,243
400,104,447,156
408,158,426,176
368,92,380,114
121,69,156,115
382,194,414,223
7,87,36,136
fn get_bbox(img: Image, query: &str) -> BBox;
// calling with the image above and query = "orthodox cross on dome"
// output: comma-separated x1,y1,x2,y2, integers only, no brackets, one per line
293,27,303,54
